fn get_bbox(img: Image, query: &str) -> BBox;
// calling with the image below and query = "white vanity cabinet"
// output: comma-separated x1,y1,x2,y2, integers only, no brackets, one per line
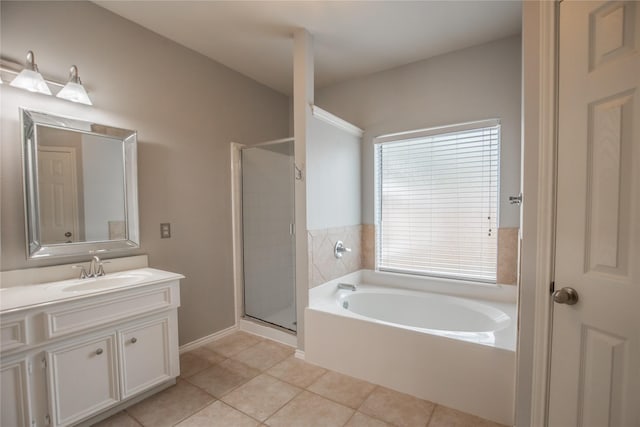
0,269,182,427
47,334,120,426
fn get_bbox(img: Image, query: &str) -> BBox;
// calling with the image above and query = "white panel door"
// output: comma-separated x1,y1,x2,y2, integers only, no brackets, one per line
549,1,640,426
38,147,80,244
47,335,119,426
1,361,30,427
119,318,171,398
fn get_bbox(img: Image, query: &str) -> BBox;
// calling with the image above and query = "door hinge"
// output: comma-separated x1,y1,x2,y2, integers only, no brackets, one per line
44,414,51,426
28,362,32,376
41,357,47,369
550,281,555,294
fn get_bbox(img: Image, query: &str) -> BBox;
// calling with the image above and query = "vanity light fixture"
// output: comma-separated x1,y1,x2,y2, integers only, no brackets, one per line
56,65,92,105
9,50,52,95
1,50,93,105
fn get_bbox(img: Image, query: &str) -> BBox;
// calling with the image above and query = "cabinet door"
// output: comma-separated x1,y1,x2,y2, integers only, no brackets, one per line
119,318,171,398
47,334,119,426
1,360,30,427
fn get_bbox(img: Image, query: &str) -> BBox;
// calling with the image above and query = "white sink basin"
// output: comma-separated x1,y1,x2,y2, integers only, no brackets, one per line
62,274,147,292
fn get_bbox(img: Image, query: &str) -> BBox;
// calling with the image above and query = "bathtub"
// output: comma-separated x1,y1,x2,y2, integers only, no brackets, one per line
305,269,516,426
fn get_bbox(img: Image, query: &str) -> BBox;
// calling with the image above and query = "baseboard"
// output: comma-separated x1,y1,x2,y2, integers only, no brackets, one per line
179,324,239,353
294,349,305,360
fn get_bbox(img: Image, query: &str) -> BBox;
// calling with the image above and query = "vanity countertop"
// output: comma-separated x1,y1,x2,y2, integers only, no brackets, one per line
0,268,184,314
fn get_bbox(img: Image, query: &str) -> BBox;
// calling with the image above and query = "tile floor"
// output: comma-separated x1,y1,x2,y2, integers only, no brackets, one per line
95,332,507,427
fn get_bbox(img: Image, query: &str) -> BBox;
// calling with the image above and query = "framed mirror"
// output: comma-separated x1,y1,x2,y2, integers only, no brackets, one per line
21,109,139,259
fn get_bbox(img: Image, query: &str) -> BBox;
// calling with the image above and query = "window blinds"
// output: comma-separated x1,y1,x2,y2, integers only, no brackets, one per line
375,122,499,282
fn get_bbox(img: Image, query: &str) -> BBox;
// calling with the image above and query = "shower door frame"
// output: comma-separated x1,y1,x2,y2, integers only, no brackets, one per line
230,138,298,342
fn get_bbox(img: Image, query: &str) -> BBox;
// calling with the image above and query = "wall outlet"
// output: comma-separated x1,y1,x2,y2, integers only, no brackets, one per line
160,223,171,238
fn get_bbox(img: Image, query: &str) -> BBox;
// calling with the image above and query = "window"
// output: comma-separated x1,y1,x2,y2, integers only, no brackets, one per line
374,120,499,283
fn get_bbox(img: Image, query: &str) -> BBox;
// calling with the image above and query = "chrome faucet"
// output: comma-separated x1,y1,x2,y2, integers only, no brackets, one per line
334,240,352,258
337,283,357,291
72,256,106,279
89,255,106,277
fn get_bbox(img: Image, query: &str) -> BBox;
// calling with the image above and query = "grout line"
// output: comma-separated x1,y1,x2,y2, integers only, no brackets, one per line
425,404,438,426
169,397,219,426
216,400,266,425
342,410,358,427
123,410,145,427
259,385,307,425
179,348,229,379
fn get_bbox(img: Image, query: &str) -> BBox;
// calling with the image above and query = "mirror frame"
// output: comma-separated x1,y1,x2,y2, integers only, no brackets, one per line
21,108,140,259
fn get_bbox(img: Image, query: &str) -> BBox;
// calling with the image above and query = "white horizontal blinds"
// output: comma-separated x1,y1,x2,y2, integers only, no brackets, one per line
376,123,499,282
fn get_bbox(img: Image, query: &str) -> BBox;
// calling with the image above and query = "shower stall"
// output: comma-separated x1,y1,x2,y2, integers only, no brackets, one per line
241,139,296,332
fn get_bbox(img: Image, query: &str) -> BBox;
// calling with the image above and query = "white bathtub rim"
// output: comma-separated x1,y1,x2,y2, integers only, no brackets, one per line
310,269,517,306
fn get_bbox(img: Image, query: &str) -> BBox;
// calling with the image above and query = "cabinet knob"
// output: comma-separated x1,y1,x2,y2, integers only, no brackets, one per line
95,348,104,355
130,337,137,344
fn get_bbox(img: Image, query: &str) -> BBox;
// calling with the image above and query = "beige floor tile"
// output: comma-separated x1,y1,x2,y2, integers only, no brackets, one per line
175,401,259,427
222,374,301,421
266,356,327,388
307,371,375,409
232,340,294,371
180,352,214,378
204,332,263,357
92,411,142,427
360,387,435,427
187,358,260,398
345,412,393,427
428,405,507,427
265,391,354,427
125,380,214,427
189,346,227,365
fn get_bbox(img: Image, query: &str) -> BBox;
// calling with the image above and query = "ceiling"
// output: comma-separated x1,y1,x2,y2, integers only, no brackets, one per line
94,1,522,95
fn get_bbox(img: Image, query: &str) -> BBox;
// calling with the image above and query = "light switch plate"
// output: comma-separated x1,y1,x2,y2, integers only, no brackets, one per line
160,223,171,238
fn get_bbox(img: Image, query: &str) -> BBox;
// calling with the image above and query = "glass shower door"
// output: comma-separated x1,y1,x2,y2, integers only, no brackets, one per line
241,140,296,332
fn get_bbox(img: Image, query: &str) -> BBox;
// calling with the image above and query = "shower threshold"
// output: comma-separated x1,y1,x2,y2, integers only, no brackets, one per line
243,314,296,334
240,316,298,348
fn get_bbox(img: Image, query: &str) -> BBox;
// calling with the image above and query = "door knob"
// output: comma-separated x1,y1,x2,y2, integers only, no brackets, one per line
64,231,72,237
553,287,579,305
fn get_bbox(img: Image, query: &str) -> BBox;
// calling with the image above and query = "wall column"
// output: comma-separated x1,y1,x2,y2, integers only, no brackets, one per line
293,29,313,350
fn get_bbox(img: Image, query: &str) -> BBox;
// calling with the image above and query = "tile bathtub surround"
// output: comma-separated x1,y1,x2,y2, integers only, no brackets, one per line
361,224,520,285
308,225,363,288
95,331,507,427
497,227,519,285
361,223,376,270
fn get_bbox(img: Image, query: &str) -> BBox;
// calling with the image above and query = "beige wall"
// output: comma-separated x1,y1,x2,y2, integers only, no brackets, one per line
316,35,522,229
0,1,289,345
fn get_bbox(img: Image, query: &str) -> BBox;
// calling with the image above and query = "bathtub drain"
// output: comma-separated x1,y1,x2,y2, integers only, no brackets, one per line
342,301,349,309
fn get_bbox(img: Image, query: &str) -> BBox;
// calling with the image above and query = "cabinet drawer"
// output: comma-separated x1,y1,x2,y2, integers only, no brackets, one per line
119,318,172,398
1,316,27,352
44,285,174,339
48,334,119,426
